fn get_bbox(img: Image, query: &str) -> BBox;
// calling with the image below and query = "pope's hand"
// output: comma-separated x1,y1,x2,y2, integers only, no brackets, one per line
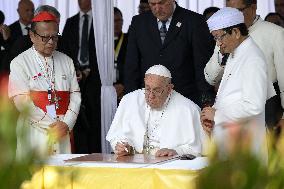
155,148,177,157
48,121,69,141
115,142,130,157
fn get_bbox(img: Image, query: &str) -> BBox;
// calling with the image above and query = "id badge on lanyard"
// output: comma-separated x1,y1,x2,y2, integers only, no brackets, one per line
47,87,56,119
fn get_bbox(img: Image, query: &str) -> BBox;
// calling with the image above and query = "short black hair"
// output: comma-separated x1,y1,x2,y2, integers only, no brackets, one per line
114,7,123,18
203,7,220,17
35,5,60,19
0,10,5,25
140,0,149,3
223,23,249,36
226,0,256,6
243,0,257,6
265,12,282,20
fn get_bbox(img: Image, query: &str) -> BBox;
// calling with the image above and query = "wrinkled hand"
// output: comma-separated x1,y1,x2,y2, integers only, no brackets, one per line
0,24,11,40
201,107,216,136
155,148,177,157
48,121,69,141
115,142,131,157
114,83,124,100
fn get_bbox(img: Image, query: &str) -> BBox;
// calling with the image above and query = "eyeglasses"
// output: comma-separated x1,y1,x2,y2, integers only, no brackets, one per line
33,31,60,43
145,87,165,97
213,32,228,42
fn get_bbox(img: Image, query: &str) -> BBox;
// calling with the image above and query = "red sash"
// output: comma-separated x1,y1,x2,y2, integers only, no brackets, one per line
30,90,70,115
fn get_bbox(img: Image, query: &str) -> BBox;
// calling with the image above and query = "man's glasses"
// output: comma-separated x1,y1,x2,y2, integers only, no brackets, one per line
213,32,228,42
33,31,60,43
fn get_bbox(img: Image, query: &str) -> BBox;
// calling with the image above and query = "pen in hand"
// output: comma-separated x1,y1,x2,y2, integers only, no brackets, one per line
119,141,129,153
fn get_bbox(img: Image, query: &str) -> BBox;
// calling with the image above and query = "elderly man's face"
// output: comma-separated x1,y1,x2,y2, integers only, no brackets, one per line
226,0,256,28
148,0,175,21
212,29,239,54
30,21,59,57
18,0,34,25
144,74,173,109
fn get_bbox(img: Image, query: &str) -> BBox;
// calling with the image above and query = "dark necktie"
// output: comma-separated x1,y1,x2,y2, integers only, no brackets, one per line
25,26,30,35
80,14,89,64
159,20,167,44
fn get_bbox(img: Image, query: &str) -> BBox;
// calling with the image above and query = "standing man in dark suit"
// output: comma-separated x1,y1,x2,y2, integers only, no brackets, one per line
125,0,215,107
61,0,102,153
9,0,34,43
1,0,34,72
114,7,128,101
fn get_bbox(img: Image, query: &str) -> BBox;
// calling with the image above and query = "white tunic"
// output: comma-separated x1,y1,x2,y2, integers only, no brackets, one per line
8,47,81,157
213,37,268,158
204,18,284,118
106,89,204,156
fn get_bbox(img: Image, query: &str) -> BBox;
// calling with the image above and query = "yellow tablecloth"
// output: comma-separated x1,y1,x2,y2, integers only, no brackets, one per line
22,166,199,189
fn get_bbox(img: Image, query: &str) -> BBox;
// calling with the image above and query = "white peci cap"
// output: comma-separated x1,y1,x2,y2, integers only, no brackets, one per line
207,7,244,32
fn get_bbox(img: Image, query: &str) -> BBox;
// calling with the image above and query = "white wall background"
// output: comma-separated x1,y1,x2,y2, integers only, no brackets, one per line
0,0,275,33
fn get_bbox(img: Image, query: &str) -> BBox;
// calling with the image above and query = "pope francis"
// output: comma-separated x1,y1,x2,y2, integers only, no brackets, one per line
106,65,204,157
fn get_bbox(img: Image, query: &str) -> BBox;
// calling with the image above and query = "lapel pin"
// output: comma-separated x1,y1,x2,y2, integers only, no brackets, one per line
176,22,182,27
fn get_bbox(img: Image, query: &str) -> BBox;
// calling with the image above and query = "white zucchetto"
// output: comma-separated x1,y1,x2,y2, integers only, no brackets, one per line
145,65,172,78
207,7,244,32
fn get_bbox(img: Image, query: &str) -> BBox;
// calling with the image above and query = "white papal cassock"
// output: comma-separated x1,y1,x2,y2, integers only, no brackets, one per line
213,37,268,159
106,89,204,156
8,47,81,157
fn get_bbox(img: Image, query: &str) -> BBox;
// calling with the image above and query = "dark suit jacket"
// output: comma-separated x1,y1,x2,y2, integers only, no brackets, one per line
125,4,215,107
0,21,24,72
61,13,101,95
0,35,9,72
115,32,128,84
61,13,102,153
9,21,23,44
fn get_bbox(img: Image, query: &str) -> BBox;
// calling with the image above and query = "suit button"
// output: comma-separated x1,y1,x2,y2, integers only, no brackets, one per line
159,54,163,57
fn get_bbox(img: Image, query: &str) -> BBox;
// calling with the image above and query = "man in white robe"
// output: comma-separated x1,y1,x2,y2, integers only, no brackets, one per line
8,11,81,157
106,65,203,157
201,7,268,158
204,0,284,129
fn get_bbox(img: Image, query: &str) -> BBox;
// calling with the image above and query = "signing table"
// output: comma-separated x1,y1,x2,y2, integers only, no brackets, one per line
21,154,208,189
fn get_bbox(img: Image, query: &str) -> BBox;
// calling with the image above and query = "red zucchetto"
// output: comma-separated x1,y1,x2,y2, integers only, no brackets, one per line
32,11,58,23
